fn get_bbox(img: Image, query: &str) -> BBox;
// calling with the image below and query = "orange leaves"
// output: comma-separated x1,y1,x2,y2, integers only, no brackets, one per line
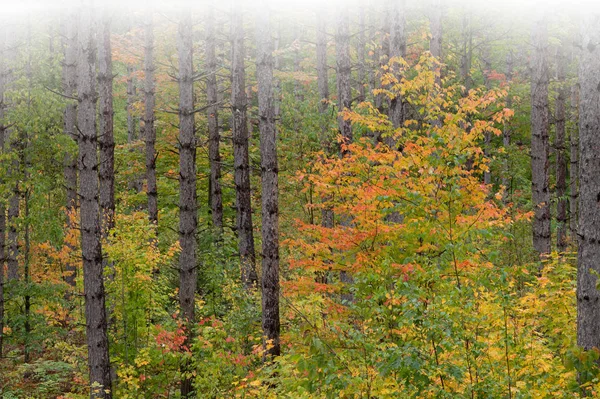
285,53,515,302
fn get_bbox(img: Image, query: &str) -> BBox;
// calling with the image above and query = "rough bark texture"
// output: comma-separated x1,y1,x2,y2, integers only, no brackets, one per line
336,8,354,296
460,13,473,95
62,11,78,288
530,15,551,256
256,3,281,358
7,159,19,281
483,46,492,185
0,25,5,357
144,11,158,227
555,45,568,252
206,7,223,233
76,4,112,397
429,0,443,87
502,51,513,195
232,5,258,289
98,9,115,238
357,6,366,102
177,11,197,398
577,13,600,352
126,65,137,143
316,11,334,229
388,0,406,134
336,7,352,153
570,83,579,238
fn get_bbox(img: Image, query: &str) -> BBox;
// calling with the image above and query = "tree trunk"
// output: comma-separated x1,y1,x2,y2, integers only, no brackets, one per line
177,11,197,398
256,2,281,359
98,9,115,239
7,164,19,281
570,83,579,238
62,10,78,288
232,4,258,289
144,10,158,227
388,0,406,135
577,12,600,352
555,45,568,252
460,12,473,95
0,25,5,358
336,7,352,152
336,7,354,297
530,15,551,256
429,0,443,87
483,46,492,185
206,6,223,234
126,65,137,143
316,11,334,229
76,4,112,397
357,5,366,102
502,51,513,196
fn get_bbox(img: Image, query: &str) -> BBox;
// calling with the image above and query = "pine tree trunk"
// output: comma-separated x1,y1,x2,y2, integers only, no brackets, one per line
460,13,473,95
429,0,442,87
388,0,406,134
316,11,334,229
357,6,366,102
336,7,354,297
177,11,197,398
577,13,600,352
555,45,568,252
77,4,112,397
570,83,579,238
126,65,137,143
62,11,78,288
7,168,19,281
232,4,258,289
483,46,492,185
336,7,352,152
0,26,5,357
256,2,281,358
98,9,115,239
530,15,551,256
206,6,223,233
144,10,158,227
502,51,513,196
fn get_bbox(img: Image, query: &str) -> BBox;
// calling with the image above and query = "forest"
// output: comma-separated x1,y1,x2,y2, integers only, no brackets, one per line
0,0,598,397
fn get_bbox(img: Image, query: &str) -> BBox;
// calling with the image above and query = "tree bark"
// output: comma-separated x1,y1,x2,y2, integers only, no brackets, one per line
7,159,19,281
483,45,492,185
206,6,223,234
62,10,78,288
570,83,579,238
336,7,354,297
460,12,473,95
232,4,258,289
177,11,197,398
555,45,568,252
0,24,6,358
98,9,115,239
126,65,137,143
76,3,112,397
316,11,334,229
530,15,551,256
502,51,513,196
577,12,600,352
388,0,406,134
336,7,352,153
256,2,281,359
429,0,443,87
357,5,366,102
144,10,158,227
